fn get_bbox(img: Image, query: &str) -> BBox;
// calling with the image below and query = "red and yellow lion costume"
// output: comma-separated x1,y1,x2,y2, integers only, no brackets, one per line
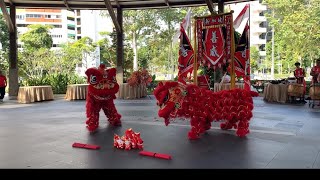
154,81,259,140
85,64,122,132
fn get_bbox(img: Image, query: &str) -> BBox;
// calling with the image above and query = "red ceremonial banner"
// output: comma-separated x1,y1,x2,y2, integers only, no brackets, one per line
196,14,233,69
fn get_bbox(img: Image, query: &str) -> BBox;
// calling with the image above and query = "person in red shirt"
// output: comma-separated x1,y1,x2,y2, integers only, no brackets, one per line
294,62,305,84
310,59,320,84
0,70,7,103
293,62,306,103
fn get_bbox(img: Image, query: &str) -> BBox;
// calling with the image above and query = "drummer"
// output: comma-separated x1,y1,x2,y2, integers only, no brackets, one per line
310,59,320,84
293,62,306,103
294,62,305,84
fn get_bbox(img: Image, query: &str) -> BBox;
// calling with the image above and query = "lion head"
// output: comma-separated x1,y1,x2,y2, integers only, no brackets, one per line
154,81,187,125
85,64,119,98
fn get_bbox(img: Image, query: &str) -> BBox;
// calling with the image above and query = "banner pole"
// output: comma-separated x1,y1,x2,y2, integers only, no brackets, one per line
193,17,198,85
230,12,236,89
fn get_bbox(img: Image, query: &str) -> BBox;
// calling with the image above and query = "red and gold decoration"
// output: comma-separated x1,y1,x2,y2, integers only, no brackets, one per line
177,24,195,84
196,13,233,69
233,22,250,91
127,69,152,87
154,81,258,140
113,128,144,150
85,64,122,132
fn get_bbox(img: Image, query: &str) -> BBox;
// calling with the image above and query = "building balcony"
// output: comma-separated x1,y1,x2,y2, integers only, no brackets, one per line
251,38,266,45
67,20,75,25
259,51,266,56
252,27,267,34
253,16,266,22
68,29,76,34
253,5,267,12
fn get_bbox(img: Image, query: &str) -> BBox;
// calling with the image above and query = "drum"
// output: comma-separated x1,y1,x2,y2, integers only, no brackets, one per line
287,77,297,84
287,83,304,97
309,84,320,100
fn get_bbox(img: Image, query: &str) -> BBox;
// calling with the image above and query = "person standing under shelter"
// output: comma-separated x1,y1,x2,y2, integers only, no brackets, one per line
293,62,306,103
294,62,305,84
0,70,7,103
310,59,320,85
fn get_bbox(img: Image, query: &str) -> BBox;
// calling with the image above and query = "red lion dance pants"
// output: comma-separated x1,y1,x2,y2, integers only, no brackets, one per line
86,95,122,132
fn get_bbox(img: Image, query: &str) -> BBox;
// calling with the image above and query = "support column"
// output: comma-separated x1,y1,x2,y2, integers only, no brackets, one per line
218,0,224,13
8,5,18,99
116,7,124,84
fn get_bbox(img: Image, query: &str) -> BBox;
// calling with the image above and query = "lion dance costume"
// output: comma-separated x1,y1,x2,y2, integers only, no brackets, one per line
154,81,259,140
85,64,122,132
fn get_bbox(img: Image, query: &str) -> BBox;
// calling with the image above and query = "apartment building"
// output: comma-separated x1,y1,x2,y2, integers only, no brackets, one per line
229,0,268,64
16,8,76,49
74,10,113,76
75,10,113,41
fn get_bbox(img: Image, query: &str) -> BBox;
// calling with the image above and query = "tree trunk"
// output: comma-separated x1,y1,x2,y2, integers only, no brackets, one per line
132,32,138,71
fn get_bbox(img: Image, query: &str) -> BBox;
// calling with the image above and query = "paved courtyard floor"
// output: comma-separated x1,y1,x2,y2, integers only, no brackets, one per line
0,94,320,169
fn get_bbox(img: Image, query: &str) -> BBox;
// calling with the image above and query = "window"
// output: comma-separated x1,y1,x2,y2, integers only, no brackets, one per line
259,22,267,28
56,15,61,19
67,17,75,21
17,24,29,27
53,25,62,28
68,26,75,30
259,11,265,16
50,35,62,38
17,15,25,20
52,44,61,47
45,15,51,19
259,33,267,39
26,14,42,18
259,44,266,51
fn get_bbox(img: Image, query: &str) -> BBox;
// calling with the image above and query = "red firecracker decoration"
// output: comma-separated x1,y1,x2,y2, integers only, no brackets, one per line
114,128,144,150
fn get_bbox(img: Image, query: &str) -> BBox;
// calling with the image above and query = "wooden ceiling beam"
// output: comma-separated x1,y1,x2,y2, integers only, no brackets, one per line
205,0,217,15
104,0,122,33
164,0,170,7
0,0,14,33
114,0,120,8
63,0,72,10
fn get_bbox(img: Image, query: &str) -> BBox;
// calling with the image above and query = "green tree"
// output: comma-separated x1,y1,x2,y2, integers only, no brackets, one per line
123,10,158,70
0,14,9,71
155,8,186,78
18,48,54,79
0,14,9,52
101,10,158,71
71,36,96,69
97,28,134,80
250,46,260,73
264,0,320,76
20,24,53,50
96,31,113,66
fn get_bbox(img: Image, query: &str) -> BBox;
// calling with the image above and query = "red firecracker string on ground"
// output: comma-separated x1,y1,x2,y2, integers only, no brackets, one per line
139,151,172,160
72,142,100,150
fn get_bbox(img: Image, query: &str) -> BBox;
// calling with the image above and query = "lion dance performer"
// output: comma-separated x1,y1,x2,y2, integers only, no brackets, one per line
85,64,122,132
154,81,259,140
